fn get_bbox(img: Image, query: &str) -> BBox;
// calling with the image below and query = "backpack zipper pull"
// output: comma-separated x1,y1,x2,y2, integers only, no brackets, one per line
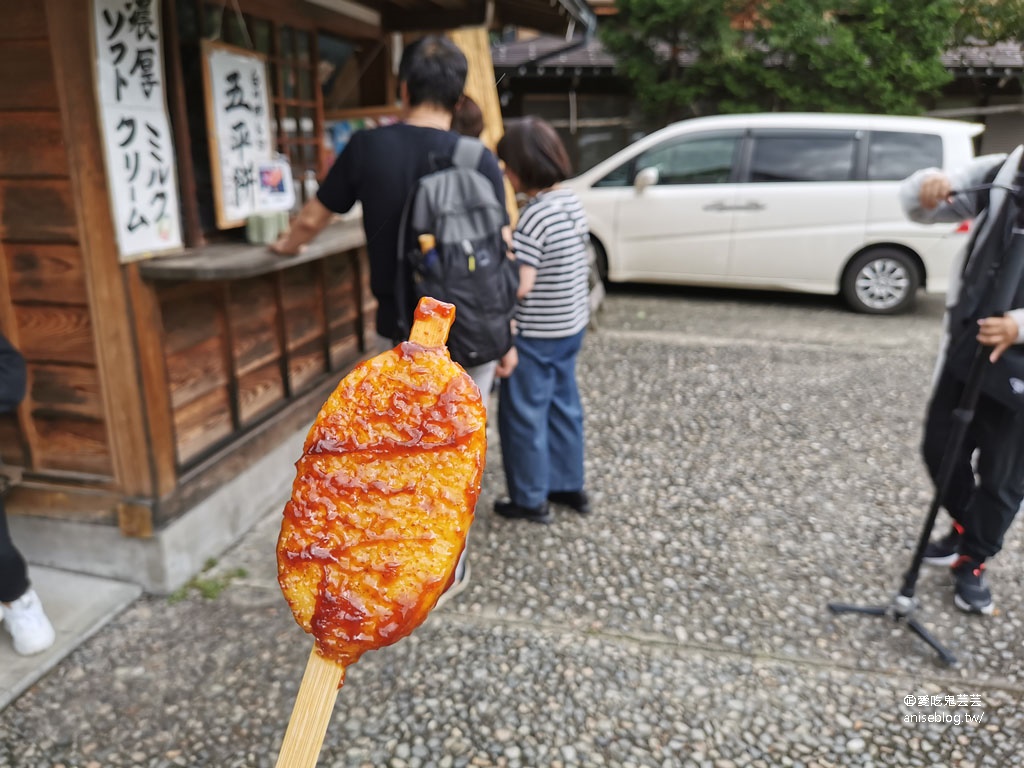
462,239,475,272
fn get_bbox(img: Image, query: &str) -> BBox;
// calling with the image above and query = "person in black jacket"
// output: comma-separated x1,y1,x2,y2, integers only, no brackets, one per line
0,332,55,655
900,147,1024,615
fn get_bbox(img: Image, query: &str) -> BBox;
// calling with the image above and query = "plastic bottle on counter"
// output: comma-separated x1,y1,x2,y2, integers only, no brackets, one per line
418,234,439,272
303,170,319,203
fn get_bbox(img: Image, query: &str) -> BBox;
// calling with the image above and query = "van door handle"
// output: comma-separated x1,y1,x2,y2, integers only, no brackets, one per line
704,201,765,212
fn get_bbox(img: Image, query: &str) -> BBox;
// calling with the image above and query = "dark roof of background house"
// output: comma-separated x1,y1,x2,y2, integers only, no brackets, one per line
373,0,595,36
943,41,1024,72
492,34,618,71
493,34,1024,75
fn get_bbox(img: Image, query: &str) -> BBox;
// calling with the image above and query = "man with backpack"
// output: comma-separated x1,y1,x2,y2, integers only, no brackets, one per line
273,34,516,396
272,35,517,600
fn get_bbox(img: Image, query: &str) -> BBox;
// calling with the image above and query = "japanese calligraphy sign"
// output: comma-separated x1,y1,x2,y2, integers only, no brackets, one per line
201,42,275,229
93,0,183,260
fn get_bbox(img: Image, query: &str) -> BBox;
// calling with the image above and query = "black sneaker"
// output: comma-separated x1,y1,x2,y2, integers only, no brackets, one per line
494,499,553,524
922,523,963,567
548,490,591,515
951,556,994,615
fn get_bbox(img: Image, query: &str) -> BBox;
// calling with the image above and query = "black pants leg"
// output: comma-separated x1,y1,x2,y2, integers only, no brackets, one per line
922,371,977,525
0,493,30,603
922,368,1024,561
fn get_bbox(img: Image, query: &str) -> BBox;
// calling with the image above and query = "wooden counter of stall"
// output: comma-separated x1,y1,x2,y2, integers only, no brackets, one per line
1,215,378,593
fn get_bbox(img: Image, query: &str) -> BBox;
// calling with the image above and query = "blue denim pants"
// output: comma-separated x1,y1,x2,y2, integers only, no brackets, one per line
498,329,586,508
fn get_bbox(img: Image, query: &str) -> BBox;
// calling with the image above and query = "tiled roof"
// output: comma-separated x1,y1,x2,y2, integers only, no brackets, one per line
492,35,617,70
493,34,1024,74
942,41,1024,72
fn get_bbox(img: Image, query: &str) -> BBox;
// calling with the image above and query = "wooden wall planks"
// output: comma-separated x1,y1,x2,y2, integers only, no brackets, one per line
0,415,26,465
172,385,233,466
13,304,95,365
5,244,89,305
0,40,58,110
0,112,68,177
0,2,115,482
0,179,78,242
155,249,367,469
0,3,47,40
33,416,113,476
29,364,105,420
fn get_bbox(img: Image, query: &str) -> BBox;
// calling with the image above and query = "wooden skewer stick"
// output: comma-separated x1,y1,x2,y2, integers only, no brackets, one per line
274,647,346,768
407,297,456,347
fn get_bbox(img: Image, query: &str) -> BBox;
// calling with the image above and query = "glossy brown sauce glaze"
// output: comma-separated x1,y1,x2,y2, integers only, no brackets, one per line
277,337,486,672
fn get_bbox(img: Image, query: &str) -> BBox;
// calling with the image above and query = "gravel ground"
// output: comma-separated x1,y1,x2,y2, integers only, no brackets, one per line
3,285,1023,768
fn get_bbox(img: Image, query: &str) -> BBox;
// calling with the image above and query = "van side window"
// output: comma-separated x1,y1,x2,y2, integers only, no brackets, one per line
867,131,943,181
634,135,739,185
594,160,632,187
750,134,856,183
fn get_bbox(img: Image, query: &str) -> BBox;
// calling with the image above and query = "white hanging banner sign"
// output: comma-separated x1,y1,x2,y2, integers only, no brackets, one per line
93,0,183,261
201,41,276,229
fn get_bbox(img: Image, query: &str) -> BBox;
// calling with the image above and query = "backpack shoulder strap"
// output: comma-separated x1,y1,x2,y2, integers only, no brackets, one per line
452,137,485,170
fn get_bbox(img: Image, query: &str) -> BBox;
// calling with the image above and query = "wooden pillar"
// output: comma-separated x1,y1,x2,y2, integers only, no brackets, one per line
448,27,518,225
44,0,168,506
448,27,504,152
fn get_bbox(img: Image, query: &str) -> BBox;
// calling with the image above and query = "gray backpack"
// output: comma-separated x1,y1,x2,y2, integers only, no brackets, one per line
396,138,519,367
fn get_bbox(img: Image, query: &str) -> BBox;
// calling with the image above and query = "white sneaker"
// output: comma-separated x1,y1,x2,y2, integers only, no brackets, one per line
2,589,56,656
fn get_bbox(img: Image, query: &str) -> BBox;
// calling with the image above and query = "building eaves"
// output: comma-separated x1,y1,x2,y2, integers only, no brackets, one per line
492,34,617,72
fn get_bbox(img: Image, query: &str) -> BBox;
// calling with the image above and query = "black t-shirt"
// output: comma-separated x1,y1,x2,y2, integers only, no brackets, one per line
317,123,507,340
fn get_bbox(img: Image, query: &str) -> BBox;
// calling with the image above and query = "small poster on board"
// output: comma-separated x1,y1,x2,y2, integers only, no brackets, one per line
257,159,296,212
201,41,275,229
93,0,183,261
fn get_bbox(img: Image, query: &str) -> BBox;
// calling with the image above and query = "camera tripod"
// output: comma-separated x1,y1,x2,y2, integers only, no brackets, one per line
826,347,991,667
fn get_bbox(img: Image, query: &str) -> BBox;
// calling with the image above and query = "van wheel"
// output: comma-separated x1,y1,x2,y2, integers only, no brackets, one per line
841,249,920,314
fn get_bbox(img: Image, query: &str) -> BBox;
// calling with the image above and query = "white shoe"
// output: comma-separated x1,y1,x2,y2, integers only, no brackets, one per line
3,589,56,656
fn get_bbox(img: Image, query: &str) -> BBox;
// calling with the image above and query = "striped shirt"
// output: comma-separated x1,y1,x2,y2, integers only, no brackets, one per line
513,188,591,338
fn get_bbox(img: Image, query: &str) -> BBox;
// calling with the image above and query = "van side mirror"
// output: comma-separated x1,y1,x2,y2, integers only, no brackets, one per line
634,166,659,193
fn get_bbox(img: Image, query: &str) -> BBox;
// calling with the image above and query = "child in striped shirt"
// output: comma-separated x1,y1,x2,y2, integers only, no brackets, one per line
493,117,592,524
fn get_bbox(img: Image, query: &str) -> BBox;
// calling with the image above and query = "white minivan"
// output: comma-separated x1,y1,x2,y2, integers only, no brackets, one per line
565,113,984,313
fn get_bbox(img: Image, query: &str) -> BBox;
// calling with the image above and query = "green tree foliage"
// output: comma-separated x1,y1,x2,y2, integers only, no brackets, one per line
953,0,1024,45
600,0,960,119
599,0,751,121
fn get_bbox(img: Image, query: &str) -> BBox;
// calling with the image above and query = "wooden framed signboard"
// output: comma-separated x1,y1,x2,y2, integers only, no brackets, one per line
93,0,183,261
201,41,276,229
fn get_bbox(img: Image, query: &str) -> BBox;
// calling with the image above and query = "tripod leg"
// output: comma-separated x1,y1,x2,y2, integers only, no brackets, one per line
827,603,888,617
902,346,989,599
906,617,958,666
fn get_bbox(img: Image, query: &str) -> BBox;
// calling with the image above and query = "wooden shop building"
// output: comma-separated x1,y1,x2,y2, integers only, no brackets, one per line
0,0,593,592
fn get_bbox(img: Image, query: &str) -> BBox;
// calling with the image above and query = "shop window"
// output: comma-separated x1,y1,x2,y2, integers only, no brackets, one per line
319,35,363,112
273,26,321,198
318,34,398,169
174,4,329,240
172,3,390,243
